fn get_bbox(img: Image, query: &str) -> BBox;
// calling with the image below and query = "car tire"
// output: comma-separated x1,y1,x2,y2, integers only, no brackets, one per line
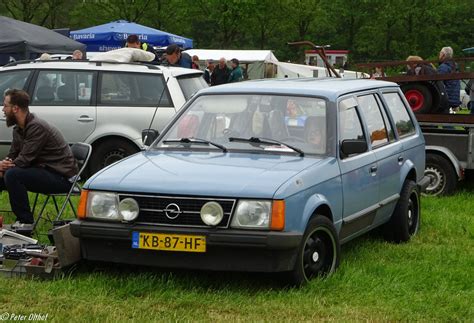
384,180,420,243
424,153,457,196
89,139,139,175
402,83,433,114
288,215,340,286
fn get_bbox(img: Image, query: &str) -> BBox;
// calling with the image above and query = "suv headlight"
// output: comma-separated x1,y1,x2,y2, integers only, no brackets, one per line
88,191,120,220
231,200,271,229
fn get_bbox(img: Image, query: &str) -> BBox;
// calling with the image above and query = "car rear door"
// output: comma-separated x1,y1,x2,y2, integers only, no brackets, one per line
29,69,97,145
97,71,175,142
356,92,402,222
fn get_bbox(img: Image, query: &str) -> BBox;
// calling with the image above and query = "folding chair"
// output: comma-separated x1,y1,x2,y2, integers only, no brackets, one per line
31,142,92,232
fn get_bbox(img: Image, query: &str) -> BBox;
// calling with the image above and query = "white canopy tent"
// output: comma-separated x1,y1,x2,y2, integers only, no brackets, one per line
185,49,278,79
275,61,365,79
184,49,365,80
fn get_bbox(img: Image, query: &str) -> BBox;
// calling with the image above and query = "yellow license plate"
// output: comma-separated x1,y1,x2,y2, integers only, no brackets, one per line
132,232,206,252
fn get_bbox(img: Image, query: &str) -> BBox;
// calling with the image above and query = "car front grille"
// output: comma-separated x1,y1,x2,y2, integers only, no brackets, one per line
118,194,236,228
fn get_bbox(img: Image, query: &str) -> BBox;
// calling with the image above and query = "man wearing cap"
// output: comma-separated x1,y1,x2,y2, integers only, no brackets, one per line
165,44,192,69
228,58,244,83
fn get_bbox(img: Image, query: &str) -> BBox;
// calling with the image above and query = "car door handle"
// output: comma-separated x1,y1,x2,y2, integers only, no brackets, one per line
0,117,5,121
370,165,378,175
398,156,404,164
77,115,94,122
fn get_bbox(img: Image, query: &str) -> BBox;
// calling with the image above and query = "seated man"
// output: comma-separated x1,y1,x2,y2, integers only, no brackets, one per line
0,89,78,228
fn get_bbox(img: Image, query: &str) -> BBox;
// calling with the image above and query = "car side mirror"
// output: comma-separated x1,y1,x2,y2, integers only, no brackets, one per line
340,139,367,158
142,129,159,147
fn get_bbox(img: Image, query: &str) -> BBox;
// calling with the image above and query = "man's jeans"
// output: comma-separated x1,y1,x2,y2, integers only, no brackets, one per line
0,167,72,224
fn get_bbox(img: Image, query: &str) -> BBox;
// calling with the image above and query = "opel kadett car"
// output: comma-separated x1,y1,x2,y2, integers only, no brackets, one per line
71,78,429,285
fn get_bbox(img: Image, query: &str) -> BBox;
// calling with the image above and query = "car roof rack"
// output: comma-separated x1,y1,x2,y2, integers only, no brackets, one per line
3,59,162,70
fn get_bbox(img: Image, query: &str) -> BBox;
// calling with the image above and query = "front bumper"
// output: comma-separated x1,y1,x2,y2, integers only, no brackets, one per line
70,220,302,272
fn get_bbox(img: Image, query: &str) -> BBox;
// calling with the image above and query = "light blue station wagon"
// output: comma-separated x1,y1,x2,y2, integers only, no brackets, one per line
71,78,430,285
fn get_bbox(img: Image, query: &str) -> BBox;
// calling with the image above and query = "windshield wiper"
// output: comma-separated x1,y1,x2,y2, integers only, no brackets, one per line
228,137,304,157
163,137,227,152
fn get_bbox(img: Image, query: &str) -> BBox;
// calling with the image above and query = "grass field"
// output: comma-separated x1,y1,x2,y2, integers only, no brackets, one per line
0,182,473,322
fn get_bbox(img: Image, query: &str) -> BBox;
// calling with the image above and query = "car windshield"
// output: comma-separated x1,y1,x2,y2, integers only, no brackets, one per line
154,94,328,155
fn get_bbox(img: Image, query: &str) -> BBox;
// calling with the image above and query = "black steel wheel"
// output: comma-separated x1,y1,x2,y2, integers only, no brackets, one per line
384,180,420,243
289,215,340,286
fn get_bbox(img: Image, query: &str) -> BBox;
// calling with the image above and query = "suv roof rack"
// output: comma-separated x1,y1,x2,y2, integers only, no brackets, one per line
3,59,162,70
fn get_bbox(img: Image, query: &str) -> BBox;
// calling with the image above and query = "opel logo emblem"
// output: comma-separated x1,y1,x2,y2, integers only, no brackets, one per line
164,203,181,219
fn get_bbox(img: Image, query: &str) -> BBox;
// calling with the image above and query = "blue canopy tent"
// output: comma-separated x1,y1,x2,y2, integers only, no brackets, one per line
70,20,193,52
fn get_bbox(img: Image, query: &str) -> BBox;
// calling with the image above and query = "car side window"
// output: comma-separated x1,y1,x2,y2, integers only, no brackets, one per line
383,92,415,137
375,94,395,142
32,70,93,106
99,72,171,107
0,70,31,95
339,97,366,147
357,94,389,148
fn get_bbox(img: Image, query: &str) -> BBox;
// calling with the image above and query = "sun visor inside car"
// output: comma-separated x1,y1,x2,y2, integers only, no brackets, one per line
200,96,248,113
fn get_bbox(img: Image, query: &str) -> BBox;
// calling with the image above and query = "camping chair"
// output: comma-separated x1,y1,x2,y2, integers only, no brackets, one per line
31,143,92,233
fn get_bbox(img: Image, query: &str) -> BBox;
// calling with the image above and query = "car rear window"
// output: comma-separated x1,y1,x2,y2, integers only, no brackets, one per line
177,74,208,101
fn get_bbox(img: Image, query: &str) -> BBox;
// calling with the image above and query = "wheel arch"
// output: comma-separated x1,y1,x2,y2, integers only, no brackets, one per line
90,135,141,153
425,146,462,180
300,194,336,232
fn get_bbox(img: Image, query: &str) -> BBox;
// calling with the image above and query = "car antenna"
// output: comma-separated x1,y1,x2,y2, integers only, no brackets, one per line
144,77,170,144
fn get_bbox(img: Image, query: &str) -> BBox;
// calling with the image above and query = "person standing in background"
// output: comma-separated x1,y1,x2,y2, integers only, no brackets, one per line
211,57,231,86
228,58,243,83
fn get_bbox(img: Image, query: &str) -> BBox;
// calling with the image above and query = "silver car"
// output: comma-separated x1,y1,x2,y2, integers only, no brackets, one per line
0,60,207,174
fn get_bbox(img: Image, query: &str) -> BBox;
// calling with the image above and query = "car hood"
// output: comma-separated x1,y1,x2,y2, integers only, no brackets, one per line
86,151,325,198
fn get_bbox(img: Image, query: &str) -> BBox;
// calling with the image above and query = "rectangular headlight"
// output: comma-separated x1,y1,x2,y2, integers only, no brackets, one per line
86,191,120,221
230,200,272,229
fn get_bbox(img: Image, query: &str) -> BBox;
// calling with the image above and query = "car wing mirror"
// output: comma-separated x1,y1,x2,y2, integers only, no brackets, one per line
142,129,159,147
340,139,367,158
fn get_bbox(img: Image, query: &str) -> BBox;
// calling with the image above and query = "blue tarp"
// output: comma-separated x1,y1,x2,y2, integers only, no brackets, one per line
70,20,193,52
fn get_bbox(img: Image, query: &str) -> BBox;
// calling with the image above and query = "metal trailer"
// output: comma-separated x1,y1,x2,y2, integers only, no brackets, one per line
416,114,474,195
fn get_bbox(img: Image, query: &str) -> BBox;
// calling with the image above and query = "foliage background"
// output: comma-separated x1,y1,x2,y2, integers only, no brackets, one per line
0,0,472,64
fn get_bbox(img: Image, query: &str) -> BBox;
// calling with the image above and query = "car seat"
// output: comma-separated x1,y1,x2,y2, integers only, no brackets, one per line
35,86,55,104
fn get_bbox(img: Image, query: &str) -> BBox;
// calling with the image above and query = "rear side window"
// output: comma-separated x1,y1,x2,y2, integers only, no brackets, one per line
32,70,94,106
383,93,415,137
357,94,389,148
177,75,208,101
99,72,172,107
0,70,31,95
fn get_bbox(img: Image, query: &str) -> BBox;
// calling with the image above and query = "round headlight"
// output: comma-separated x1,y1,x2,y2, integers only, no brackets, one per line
200,201,224,226
119,198,140,221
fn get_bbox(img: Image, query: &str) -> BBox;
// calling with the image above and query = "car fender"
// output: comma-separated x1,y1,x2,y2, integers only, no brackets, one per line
425,145,462,179
85,126,142,150
399,158,416,187
299,193,341,233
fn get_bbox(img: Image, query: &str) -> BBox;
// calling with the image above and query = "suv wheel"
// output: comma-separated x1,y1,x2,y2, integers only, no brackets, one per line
89,139,139,174
289,215,340,286
384,180,420,243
